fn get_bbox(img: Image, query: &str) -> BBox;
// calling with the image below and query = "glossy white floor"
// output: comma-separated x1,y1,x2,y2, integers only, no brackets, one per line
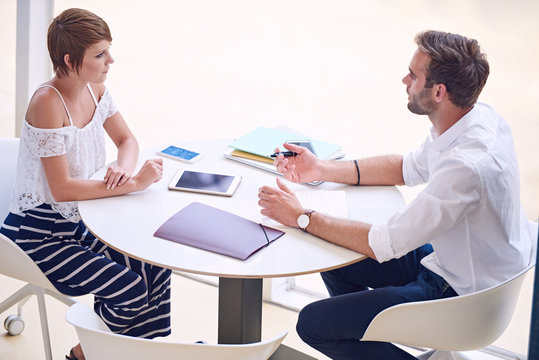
1,1,538,359
0,272,326,359
1,270,533,360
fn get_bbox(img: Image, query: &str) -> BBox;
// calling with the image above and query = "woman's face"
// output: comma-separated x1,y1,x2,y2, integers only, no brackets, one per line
78,40,114,83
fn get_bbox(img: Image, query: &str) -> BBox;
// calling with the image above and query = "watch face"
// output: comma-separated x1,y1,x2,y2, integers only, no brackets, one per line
297,213,310,229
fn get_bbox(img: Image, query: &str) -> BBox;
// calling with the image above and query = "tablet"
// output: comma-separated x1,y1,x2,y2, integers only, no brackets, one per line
168,169,241,197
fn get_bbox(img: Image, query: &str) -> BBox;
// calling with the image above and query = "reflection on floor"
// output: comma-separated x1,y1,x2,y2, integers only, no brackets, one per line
0,271,530,360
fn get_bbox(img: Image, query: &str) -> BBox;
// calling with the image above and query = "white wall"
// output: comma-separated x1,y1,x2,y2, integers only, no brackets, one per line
61,0,539,218
2,2,538,216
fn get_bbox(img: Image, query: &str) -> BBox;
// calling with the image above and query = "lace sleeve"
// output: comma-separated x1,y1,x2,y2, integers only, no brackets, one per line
23,123,70,157
100,88,118,123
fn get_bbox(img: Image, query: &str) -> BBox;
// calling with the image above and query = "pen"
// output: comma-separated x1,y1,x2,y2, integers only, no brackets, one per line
270,151,298,158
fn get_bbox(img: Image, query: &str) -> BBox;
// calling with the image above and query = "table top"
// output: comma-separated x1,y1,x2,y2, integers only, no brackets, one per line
79,138,404,278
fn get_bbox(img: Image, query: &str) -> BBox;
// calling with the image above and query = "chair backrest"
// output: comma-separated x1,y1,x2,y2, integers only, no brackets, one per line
66,302,287,360
0,137,19,219
0,232,61,291
0,137,61,292
361,262,535,351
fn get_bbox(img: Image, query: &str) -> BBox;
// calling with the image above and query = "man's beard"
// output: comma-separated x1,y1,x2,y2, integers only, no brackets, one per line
407,87,437,115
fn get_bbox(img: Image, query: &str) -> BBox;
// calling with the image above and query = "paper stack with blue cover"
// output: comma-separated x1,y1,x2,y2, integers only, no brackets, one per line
224,126,343,183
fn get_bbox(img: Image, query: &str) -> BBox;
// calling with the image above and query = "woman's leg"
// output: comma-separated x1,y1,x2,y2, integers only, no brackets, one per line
1,207,171,338
78,226,172,338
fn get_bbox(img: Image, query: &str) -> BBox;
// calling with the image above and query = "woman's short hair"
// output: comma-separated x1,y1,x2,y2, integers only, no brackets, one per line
47,8,112,78
415,30,490,109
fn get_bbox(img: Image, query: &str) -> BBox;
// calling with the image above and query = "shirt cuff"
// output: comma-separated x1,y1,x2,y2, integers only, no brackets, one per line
368,223,394,263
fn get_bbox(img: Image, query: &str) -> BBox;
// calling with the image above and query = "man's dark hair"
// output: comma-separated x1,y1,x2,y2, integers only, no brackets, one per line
415,30,489,108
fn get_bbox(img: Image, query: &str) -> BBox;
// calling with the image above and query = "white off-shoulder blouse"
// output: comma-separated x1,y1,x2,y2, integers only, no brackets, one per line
10,84,118,222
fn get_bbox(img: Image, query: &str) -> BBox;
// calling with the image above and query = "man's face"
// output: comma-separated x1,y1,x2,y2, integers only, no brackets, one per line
402,50,437,115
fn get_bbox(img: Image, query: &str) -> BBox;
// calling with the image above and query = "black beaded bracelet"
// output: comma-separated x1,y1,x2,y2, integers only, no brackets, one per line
353,159,360,185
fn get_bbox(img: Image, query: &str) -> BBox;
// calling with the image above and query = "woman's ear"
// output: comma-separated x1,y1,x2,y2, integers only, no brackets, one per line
63,53,73,71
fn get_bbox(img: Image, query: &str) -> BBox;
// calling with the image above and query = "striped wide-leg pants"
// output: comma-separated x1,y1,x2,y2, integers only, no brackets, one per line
1,204,171,339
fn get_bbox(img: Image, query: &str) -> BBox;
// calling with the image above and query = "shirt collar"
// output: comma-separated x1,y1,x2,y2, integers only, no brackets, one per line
430,105,478,152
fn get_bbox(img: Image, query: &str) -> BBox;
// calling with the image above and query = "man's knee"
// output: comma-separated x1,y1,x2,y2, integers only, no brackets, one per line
296,302,323,344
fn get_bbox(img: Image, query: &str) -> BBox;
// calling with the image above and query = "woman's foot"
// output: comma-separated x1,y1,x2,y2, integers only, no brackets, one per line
65,343,85,360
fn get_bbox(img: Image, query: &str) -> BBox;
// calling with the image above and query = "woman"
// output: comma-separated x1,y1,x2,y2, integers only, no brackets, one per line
0,8,171,360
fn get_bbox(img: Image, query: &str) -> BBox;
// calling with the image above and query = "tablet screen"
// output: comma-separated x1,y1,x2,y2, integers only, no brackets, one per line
175,171,235,193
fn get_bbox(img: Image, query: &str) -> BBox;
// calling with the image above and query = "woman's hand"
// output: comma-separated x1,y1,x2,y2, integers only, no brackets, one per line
104,165,132,190
131,158,164,191
258,178,303,227
273,143,322,183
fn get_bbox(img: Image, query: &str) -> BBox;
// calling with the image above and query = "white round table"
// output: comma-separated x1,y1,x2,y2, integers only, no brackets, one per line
79,138,405,358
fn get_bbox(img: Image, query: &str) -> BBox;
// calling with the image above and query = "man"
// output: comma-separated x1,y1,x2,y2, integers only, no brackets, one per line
258,30,535,360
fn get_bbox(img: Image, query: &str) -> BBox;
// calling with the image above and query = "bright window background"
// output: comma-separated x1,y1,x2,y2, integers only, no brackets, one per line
1,0,538,355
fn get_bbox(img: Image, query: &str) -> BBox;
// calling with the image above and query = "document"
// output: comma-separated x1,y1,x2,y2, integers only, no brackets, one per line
229,126,342,160
154,202,285,260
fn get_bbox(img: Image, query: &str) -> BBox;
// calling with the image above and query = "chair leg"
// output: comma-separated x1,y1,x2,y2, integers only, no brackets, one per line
451,352,474,360
35,286,53,360
0,284,62,360
416,349,436,360
0,283,36,314
418,350,459,360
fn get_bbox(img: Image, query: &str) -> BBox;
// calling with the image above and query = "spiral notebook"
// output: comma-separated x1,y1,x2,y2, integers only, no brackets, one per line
154,202,285,260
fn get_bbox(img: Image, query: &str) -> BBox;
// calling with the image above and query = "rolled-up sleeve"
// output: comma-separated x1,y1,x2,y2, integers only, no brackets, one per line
368,222,393,262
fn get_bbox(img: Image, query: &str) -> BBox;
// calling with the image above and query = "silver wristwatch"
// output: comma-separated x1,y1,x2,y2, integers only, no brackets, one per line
297,209,315,231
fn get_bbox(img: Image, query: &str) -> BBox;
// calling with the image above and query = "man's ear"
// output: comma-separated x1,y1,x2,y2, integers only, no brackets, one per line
434,83,447,103
63,53,73,71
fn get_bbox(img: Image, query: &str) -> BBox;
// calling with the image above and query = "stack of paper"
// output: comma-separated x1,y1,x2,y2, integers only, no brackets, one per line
224,127,343,183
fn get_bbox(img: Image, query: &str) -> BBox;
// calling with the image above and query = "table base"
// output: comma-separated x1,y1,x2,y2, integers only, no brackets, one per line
218,278,317,359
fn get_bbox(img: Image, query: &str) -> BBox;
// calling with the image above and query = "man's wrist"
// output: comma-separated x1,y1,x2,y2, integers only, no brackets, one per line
316,159,332,181
297,209,315,231
353,159,360,185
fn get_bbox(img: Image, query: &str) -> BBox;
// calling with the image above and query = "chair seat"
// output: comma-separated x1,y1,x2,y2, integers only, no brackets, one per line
362,260,535,352
66,302,287,360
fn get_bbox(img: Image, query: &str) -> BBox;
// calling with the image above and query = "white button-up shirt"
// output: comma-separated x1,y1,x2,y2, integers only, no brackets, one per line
369,102,536,295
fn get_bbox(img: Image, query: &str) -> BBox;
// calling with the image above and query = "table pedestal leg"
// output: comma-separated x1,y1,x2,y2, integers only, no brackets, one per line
217,277,317,359
218,277,262,344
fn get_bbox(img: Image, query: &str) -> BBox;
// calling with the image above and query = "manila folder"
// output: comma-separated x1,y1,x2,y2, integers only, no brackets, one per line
154,202,285,260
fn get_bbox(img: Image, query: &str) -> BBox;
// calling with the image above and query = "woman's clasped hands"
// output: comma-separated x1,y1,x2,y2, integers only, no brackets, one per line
104,165,132,190
105,158,163,191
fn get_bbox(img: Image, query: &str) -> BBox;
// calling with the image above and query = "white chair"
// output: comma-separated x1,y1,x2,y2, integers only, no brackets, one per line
362,258,536,360
66,302,287,360
0,137,75,360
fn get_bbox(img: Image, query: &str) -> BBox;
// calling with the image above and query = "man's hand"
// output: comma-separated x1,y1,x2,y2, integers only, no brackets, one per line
273,143,321,183
258,178,303,227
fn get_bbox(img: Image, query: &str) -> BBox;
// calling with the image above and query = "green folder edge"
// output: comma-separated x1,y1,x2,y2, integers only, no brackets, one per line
228,126,341,160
